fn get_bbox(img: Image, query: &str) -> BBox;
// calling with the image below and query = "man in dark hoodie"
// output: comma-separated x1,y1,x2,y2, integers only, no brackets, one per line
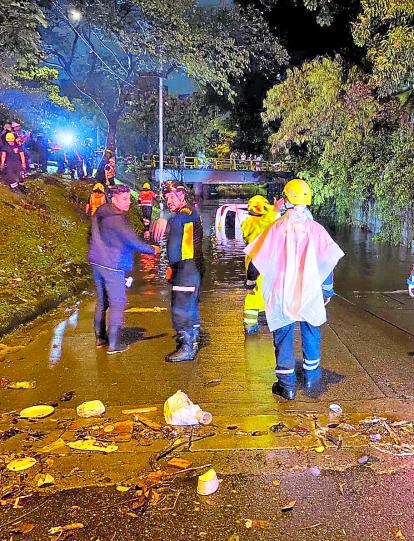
88,184,160,354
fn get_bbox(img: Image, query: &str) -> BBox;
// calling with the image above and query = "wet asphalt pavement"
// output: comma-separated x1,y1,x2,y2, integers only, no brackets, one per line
2,201,414,540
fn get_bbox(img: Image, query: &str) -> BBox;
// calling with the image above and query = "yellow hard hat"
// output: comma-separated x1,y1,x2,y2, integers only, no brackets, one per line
143,182,151,189
283,179,312,206
5,132,15,142
247,195,271,215
93,183,105,192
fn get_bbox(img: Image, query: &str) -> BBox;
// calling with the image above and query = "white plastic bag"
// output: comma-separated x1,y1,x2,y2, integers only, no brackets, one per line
164,390,212,426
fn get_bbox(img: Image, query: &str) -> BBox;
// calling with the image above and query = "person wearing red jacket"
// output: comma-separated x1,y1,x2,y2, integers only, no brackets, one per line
138,182,158,237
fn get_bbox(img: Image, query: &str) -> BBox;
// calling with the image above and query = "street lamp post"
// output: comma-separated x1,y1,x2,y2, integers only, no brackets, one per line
158,74,164,194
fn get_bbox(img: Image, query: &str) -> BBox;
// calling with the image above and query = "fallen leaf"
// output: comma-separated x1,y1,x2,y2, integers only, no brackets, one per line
68,439,118,453
116,486,130,492
9,523,34,534
358,455,371,465
391,527,406,540
282,500,296,512
314,446,325,453
40,438,66,453
8,381,36,389
7,457,37,472
204,379,221,387
0,377,10,388
272,479,281,486
338,482,345,495
245,519,253,529
48,523,84,535
37,473,55,488
227,536,240,541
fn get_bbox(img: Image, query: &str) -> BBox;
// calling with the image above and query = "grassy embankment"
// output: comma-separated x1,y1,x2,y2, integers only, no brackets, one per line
0,175,144,336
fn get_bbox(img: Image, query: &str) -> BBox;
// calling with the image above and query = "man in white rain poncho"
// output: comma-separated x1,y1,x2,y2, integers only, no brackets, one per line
244,179,345,400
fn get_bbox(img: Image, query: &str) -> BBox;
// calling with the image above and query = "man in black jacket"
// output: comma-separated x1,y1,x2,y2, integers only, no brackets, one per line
88,184,160,354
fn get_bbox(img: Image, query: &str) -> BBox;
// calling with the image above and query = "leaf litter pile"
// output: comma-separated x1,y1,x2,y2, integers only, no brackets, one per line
1,404,414,538
0,404,216,539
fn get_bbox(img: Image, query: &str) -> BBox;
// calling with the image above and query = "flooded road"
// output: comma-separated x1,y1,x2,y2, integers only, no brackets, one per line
2,200,414,540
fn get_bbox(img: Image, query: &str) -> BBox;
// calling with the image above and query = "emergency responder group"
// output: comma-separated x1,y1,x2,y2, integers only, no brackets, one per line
88,176,344,404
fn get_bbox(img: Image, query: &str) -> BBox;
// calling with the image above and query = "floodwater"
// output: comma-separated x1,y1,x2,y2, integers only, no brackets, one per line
183,201,413,298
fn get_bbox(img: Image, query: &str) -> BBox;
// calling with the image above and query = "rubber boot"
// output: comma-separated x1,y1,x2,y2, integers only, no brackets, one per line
272,381,296,401
192,325,201,354
165,330,195,362
107,326,128,354
304,367,322,391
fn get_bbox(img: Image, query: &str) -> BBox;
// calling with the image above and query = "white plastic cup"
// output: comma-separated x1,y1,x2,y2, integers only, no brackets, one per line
196,409,213,425
197,469,219,496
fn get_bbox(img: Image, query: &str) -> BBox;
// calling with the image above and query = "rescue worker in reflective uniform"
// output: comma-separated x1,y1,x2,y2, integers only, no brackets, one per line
245,179,344,400
96,149,116,187
242,195,278,334
153,181,203,362
138,182,158,238
0,133,27,192
85,183,107,217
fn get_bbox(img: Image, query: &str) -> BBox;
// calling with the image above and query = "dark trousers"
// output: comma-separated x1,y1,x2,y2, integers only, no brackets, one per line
171,286,200,333
141,205,153,231
92,265,126,331
273,322,321,385
5,163,22,190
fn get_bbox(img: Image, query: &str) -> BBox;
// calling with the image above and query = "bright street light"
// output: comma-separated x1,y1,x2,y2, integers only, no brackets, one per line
68,8,82,22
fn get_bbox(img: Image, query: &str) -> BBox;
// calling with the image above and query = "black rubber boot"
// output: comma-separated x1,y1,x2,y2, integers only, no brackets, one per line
107,326,128,354
304,367,322,391
165,330,195,362
272,381,296,401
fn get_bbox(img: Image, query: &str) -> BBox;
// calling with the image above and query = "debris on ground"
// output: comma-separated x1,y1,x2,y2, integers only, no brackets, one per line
60,390,75,402
37,473,55,488
164,390,212,426
76,400,105,418
7,457,37,471
68,438,118,453
0,343,24,361
204,379,221,387
122,407,157,415
6,381,37,389
20,405,54,419
168,457,193,470
197,468,219,496
48,523,84,535
329,403,343,414
125,306,167,313
40,438,66,453
281,500,296,512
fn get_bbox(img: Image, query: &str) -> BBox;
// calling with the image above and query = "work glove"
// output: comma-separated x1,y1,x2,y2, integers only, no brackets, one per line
125,276,133,288
165,266,173,282
245,279,257,291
